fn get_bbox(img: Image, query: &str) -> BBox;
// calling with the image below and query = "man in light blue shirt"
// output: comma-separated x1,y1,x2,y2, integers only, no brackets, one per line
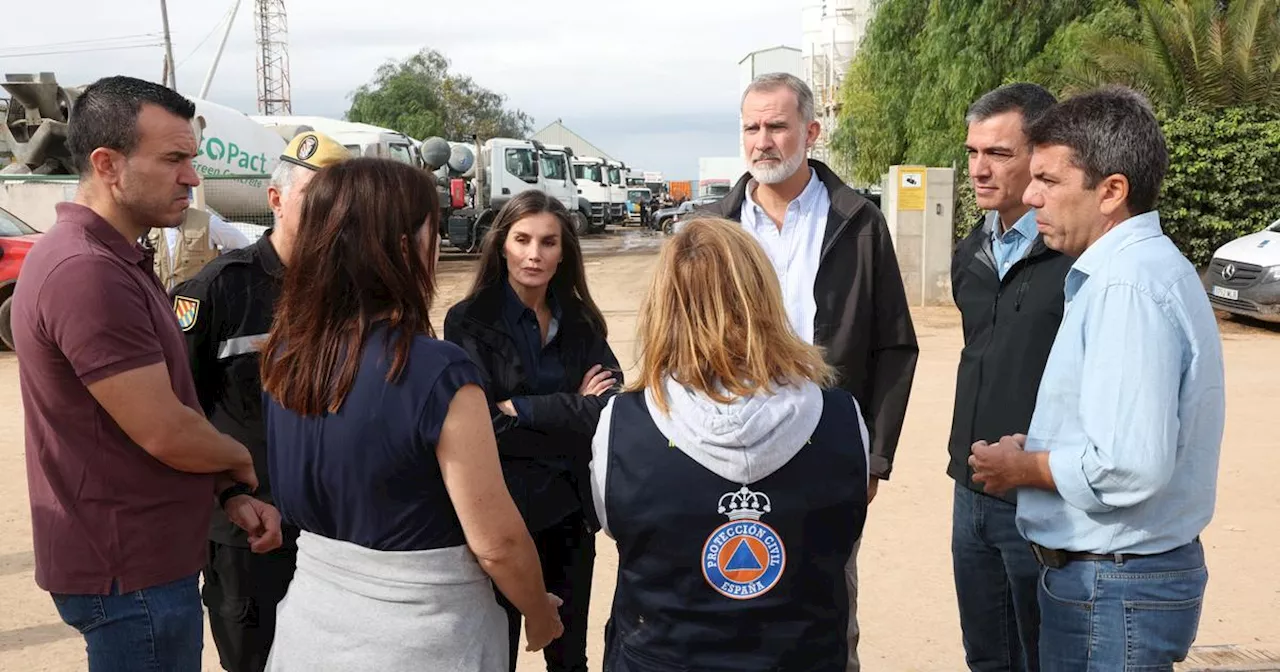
967,86,1225,670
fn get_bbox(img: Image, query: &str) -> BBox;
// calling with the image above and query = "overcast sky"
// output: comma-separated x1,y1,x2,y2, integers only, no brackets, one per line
1,0,809,178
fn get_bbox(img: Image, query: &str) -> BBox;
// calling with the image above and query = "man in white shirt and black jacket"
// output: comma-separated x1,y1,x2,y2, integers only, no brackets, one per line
696,72,919,672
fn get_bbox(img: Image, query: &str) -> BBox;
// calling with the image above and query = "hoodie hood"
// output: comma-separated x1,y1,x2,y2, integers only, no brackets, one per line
645,377,824,484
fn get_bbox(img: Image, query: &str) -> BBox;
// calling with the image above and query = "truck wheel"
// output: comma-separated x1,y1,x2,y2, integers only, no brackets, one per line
571,211,590,237
663,218,676,235
470,211,496,253
0,296,14,351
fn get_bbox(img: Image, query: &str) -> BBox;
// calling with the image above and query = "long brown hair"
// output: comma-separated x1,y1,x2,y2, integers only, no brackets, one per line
260,158,441,415
629,217,834,414
465,190,607,337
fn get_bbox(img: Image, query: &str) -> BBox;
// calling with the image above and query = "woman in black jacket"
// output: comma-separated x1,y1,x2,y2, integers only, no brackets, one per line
443,190,619,672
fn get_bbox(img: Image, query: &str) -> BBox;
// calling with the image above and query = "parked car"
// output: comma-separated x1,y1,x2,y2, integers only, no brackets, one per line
1202,217,1280,323
653,195,721,233
0,205,42,350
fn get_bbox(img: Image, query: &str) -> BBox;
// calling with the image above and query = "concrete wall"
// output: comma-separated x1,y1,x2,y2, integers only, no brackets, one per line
881,166,956,306
0,180,79,232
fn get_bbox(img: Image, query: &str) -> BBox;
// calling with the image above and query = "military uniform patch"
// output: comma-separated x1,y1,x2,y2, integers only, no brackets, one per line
702,485,786,600
297,134,318,161
174,296,200,332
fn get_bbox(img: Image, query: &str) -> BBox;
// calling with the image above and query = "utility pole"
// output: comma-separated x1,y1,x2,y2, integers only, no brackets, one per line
159,0,178,89
200,0,243,99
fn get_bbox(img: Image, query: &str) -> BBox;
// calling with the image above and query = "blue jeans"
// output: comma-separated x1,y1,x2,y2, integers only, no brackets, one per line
51,573,204,672
951,484,1041,671
1038,539,1207,671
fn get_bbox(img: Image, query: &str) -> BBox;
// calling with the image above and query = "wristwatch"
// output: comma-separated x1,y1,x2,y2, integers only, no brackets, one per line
218,482,254,508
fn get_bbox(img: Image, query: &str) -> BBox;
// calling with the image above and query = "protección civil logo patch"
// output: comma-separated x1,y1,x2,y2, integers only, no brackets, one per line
701,485,786,600
173,296,200,332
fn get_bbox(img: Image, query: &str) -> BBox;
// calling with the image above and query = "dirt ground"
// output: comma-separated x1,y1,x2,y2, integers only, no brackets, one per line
0,229,1276,671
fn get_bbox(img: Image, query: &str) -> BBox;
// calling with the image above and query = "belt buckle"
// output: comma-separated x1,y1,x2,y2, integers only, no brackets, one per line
1030,543,1067,569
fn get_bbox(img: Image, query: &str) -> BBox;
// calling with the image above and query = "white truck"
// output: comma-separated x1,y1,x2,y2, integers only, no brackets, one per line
442,138,594,252
572,156,615,232
605,159,628,224
252,115,424,168
537,143,595,235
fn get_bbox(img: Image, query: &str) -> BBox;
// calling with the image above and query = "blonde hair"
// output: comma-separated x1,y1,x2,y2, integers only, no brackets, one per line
630,217,834,414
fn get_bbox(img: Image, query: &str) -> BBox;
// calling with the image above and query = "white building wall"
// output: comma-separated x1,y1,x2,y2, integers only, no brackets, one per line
801,0,875,176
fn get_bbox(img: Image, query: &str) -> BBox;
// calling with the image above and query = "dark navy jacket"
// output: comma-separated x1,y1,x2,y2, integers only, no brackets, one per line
602,390,867,672
443,283,621,533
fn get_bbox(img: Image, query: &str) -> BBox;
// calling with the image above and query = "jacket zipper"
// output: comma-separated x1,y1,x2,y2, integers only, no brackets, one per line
967,252,1037,482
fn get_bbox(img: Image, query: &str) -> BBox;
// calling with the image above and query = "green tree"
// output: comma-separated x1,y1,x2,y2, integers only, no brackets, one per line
1064,0,1280,111
346,48,534,141
833,0,1142,185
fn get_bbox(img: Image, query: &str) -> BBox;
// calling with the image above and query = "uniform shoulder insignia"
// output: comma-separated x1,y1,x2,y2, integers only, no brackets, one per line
174,295,201,332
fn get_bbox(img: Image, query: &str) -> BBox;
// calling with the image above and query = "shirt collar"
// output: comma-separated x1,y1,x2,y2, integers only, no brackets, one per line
989,208,1039,243
1066,210,1165,299
56,202,147,266
257,229,286,278
745,168,823,220
502,279,560,324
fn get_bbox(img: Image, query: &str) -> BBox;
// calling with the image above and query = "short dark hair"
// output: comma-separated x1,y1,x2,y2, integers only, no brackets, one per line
66,75,196,174
966,82,1057,129
1027,85,1168,214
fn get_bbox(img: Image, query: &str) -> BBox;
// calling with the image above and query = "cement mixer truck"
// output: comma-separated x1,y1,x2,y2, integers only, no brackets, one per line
1,72,289,230
429,137,595,252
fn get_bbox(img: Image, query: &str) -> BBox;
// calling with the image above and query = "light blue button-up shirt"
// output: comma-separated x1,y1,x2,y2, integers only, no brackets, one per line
989,209,1039,280
740,169,830,344
1015,211,1226,555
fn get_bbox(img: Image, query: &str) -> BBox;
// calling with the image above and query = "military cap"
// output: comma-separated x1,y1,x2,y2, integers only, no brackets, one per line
280,131,351,171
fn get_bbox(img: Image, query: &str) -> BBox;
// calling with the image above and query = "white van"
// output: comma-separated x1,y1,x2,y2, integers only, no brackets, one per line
1202,217,1280,322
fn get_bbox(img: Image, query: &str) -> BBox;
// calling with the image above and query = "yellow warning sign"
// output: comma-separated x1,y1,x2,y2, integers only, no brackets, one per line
898,167,926,211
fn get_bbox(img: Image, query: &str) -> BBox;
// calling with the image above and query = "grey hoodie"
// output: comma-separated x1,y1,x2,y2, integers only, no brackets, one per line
589,377,870,536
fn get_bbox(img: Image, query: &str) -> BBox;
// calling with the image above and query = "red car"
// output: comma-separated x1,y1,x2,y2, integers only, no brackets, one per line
0,204,42,351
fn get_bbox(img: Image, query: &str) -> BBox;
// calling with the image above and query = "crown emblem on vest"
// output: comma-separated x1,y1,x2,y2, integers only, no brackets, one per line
718,486,772,521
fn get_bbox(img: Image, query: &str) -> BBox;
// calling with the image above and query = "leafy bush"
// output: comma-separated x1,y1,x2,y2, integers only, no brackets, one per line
1159,106,1280,265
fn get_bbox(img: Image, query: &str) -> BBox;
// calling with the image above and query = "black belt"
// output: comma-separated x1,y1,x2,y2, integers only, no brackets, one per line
1029,537,1200,569
1029,543,1145,569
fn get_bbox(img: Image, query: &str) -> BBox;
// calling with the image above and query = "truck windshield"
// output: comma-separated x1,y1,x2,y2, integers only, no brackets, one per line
607,167,621,184
577,164,603,183
505,148,538,184
541,153,566,180
628,190,651,203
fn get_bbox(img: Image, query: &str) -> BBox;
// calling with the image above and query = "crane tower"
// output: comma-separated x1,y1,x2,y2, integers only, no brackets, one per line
254,0,292,115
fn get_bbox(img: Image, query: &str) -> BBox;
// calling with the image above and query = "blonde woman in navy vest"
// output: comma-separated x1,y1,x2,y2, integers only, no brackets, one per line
590,217,870,671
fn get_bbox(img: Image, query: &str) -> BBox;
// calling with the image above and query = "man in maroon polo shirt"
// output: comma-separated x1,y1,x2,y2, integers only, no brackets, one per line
11,75,282,671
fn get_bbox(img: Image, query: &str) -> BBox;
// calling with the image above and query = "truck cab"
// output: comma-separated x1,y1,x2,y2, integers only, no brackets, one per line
572,156,613,232
605,160,628,223
253,115,423,168
539,143,592,236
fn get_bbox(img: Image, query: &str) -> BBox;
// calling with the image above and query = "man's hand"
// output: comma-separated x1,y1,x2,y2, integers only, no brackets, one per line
497,400,518,417
225,496,283,554
867,477,880,505
578,365,616,397
970,434,1048,495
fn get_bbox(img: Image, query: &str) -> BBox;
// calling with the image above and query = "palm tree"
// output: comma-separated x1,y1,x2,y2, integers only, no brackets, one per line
1064,0,1280,110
